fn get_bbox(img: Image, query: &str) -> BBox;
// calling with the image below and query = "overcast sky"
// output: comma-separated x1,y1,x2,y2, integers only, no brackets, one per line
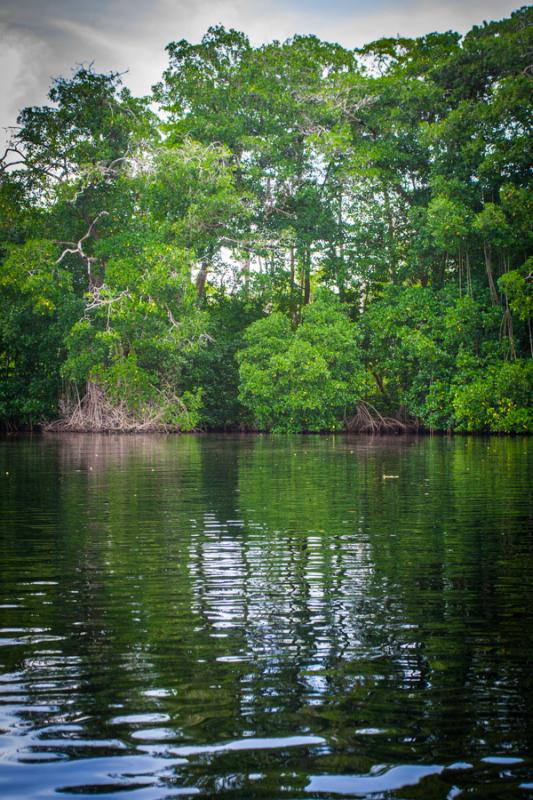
0,0,523,149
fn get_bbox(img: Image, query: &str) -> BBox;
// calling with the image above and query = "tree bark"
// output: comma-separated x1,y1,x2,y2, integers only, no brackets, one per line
483,241,500,305
303,246,311,306
196,262,208,299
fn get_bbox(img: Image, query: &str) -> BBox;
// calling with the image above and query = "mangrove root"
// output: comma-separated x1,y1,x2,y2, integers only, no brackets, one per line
44,382,186,433
345,402,414,434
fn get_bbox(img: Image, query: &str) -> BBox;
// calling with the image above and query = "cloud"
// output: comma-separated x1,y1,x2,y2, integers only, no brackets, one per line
0,0,523,150
49,18,133,57
0,24,51,136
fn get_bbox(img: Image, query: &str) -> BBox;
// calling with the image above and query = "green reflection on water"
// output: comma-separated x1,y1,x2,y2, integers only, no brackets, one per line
0,434,531,798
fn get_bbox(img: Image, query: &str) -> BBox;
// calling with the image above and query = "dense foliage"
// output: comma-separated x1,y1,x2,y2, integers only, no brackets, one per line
1,9,532,432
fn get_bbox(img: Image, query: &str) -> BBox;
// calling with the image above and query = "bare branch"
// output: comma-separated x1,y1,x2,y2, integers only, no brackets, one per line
56,211,109,280
84,285,131,312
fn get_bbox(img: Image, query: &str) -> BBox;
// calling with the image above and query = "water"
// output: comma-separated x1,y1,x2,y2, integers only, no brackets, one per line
0,434,531,799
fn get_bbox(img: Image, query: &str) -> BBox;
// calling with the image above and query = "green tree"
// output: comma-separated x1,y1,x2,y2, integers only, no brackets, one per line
238,293,369,431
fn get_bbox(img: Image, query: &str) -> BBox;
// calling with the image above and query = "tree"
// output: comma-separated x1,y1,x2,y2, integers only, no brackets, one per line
1,11,531,432
238,293,369,431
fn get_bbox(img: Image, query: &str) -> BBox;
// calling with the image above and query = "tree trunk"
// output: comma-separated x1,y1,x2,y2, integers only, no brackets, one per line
289,247,295,288
303,246,311,306
289,247,299,323
483,241,500,305
466,251,472,297
337,190,345,299
382,183,397,282
196,262,208,299
501,297,516,360
242,255,250,293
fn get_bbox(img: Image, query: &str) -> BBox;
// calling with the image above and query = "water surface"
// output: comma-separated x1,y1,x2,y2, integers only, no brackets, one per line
0,434,531,798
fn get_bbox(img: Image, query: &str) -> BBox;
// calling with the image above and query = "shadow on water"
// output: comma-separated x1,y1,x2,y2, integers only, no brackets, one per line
0,433,531,797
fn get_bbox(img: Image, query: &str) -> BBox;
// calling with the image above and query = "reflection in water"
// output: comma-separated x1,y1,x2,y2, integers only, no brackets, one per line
0,433,531,798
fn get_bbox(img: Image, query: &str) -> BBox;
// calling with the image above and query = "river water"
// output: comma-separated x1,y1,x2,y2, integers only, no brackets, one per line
0,434,531,799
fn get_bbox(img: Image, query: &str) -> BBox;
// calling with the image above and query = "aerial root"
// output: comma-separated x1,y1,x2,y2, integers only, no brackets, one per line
345,401,414,434
44,382,184,433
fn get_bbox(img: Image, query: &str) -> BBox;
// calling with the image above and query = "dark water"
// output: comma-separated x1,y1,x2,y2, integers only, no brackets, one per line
0,434,532,799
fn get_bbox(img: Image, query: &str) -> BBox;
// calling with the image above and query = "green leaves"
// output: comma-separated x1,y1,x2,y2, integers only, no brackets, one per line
498,259,533,323
1,10,531,431
238,294,369,431
427,196,471,253
453,361,533,432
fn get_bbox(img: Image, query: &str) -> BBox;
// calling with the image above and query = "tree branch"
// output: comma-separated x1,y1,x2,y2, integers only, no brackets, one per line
56,211,109,280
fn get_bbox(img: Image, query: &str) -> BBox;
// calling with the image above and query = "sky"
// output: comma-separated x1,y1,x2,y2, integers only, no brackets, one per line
0,0,524,149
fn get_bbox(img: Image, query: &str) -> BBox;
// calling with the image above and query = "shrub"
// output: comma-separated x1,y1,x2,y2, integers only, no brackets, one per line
238,293,370,431
452,360,533,432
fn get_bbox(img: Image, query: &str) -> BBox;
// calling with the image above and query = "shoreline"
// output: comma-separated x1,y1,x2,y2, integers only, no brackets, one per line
1,427,530,438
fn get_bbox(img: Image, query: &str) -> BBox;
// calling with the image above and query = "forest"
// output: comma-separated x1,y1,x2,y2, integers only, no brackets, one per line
0,6,531,433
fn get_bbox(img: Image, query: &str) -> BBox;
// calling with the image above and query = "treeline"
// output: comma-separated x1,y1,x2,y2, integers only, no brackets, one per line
0,8,532,433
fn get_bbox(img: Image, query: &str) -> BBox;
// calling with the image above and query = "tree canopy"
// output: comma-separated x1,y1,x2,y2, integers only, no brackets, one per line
1,8,532,432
